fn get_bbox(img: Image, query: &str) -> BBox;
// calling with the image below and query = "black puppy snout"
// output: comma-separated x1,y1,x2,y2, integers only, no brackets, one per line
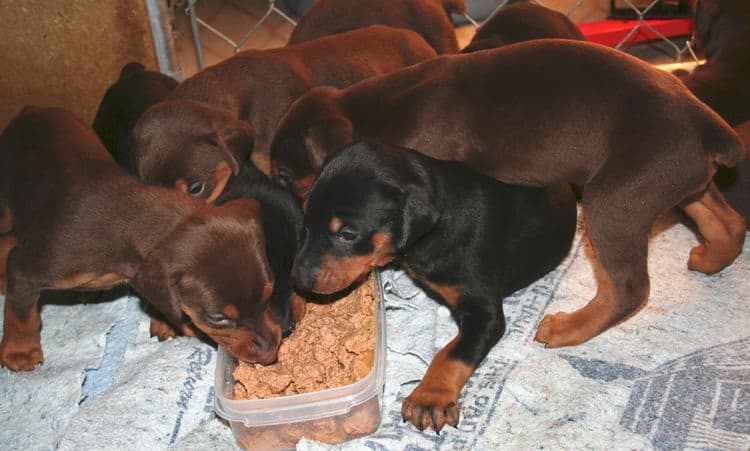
291,258,319,292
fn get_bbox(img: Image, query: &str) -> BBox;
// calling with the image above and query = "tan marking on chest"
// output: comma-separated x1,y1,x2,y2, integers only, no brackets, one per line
404,267,462,307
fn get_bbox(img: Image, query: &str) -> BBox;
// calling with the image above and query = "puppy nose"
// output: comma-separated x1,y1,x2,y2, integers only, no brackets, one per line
291,260,318,292
251,336,278,365
281,322,295,338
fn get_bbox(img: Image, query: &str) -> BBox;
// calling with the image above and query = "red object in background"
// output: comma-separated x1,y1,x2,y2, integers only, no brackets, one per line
578,18,693,47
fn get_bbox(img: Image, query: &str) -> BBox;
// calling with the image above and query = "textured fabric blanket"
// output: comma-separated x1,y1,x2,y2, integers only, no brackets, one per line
1,213,748,450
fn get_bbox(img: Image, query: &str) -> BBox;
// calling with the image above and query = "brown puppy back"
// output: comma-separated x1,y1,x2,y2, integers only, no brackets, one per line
288,0,463,54
274,40,744,187
132,24,437,187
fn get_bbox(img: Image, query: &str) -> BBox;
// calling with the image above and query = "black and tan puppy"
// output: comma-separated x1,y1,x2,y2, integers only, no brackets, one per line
270,39,747,350
461,1,585,53
92,62,178,172
288,0,465,54
131,24,437,204
0,107,289,371
678,0,750,226
294,141,577,431
216,160,307,337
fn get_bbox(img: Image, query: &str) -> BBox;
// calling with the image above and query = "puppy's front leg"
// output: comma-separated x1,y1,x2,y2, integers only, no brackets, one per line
0,249,43,371
401,303,505,432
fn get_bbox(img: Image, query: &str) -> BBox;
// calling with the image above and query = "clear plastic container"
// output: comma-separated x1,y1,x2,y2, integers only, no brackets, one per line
214,274,386,450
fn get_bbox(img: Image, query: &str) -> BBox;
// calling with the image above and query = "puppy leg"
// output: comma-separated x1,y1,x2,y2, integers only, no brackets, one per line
0,248,43,371
535,169,670,347
535,146,721,347
148,308,200,340
0,234,18,294
681,181,746,274
402,303,504,432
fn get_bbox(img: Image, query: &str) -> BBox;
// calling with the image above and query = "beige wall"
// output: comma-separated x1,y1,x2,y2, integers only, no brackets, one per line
0,0,158,128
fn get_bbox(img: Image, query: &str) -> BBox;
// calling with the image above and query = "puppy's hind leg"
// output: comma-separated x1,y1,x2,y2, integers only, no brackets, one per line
681,180,746,274
534,157,694,347
0,247,44,371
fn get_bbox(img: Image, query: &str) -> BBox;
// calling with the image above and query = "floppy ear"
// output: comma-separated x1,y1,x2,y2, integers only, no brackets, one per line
132,245,185,327
396,185,440,250
213,120,255,175
309,116,354,169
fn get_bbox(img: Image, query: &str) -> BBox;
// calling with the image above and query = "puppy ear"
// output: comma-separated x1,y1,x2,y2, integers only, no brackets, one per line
205,160,234,204
213,120,255,175
119,61,145,79
309,116,354,169
397,185,440,250
132,246,184,327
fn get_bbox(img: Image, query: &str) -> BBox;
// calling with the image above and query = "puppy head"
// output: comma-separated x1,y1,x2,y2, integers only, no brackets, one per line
131,100,255,203
133,198,285,364
270,87,353,199
292,141,439,295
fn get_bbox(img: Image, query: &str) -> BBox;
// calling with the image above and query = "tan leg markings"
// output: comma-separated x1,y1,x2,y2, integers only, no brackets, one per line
401,334,474,432
681,181,746,274
0,302,43,371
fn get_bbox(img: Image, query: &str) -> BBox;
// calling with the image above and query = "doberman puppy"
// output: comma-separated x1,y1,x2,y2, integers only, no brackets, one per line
270,39,747,349
461,1,585,53
0,107,291,371
216,160,307,338
287,0,465,54
294,141,577,432
92,62,178,172
677,0,750,226
130,24,437,204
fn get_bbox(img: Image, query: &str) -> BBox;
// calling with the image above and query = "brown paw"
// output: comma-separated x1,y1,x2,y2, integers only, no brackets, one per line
534,312,586,348
687,243,730,275
401,386,461,432
149,317,178,341
0,339,43,371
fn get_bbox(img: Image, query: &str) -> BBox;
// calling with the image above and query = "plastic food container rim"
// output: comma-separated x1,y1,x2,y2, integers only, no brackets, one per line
214,271,387,427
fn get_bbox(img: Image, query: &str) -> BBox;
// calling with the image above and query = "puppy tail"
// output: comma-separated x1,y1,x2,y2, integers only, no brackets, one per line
442,0,467,15
705,118,748,168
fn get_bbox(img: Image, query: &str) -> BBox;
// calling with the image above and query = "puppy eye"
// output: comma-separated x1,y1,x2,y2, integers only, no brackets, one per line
338,226,358,242
187,181,206,196
206,312,230,327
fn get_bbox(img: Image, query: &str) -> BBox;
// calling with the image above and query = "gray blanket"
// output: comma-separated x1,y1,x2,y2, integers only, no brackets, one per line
1,214,748,450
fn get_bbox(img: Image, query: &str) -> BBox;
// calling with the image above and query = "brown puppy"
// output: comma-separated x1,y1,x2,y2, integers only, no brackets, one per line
0,107,286,371
270,39,747,348
131,25,437,202
461,1,585,53
288,0,465,54
678,0,750,226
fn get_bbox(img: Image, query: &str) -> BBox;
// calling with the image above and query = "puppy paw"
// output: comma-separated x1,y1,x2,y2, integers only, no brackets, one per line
149,317,178,341
401,386,461,433
0,338,43,371
687,244,729,275
534,312,585,348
